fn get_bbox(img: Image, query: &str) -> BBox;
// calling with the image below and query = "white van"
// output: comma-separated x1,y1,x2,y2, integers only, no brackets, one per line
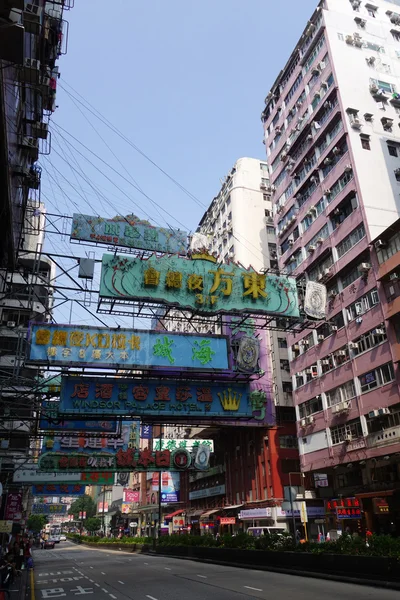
246,526,287,537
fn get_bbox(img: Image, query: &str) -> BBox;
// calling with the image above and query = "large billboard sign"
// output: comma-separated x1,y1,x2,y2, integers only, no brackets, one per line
32,503,67,515
13,464,114,485
152,439,214,452
32,484,85,496
71,213,188,255
99,253,300,317
41,421,139,456
28,324,229,371
58,376,256,421
38,446,209,473
39,401,118,433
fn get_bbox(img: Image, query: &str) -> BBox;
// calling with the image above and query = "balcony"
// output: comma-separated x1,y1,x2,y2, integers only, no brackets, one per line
367,425,400,449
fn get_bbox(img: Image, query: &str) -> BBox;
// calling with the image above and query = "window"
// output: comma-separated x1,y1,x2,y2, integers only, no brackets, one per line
326,380,356,407
281,459,301,473
305,224,329,253
367,8,377,18
284,73,303,105
359,362,395,393
299,396,323,418
279,435,298,449
346,288,379,321
388,143,398,157
370,78,395,93
267,226,275,235
336,223,366,258
260,163,269,172
331,195,358,231
276,406,296,424
361,136,371,150
308,253,334,282
395,170,400,182
341,260,366,289
376,229,400,264
278,337,288,348
304,35,326,73
354,326,387,355
280,359,290,372
330,419,363,445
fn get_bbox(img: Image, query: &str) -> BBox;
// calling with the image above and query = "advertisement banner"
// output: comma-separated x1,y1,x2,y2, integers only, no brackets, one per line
98,502,108,513
99,253,300,318
59,377,254,421
32,484,85,496
70,213,188,255
29,324,229,371
220,517,236,525
4,493,22,521
32,503,67,515
140,425,153,440
173,516,185,530
38,446,209,473
13,465,114,485
151,472,180,502
40,421,139,456
123,489,140,503
152,439,214,453
121,503,135,514
39,401,117,433
0,521,13,533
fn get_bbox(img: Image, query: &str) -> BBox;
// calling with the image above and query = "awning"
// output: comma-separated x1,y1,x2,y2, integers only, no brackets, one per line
356,490,394,499
200,509,221,520
220,504,243,511
164,509,184,520
186,509,203,518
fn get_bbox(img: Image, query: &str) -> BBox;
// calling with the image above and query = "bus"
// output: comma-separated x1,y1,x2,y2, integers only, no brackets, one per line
44,523,61,543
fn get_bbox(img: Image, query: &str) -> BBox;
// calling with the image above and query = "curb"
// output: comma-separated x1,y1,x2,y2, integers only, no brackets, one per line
30,569,35,600
146,551,400,591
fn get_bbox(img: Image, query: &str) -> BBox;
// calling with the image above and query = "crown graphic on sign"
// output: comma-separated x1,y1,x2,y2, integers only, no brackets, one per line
191,251,217,263
217,388,242,411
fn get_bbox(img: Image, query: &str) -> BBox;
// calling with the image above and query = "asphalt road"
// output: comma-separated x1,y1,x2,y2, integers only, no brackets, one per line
31,540,399,600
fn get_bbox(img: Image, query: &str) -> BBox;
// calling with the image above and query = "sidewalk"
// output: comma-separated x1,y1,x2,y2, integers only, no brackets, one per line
5,568,29,600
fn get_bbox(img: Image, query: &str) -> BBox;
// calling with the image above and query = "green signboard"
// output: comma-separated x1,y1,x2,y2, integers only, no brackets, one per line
99,253,299,317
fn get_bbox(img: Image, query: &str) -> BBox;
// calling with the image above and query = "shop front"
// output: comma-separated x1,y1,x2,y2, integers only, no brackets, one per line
276,503,325,541
356,491,396,535
199,509,221,535
186,509,203,535
238,507,274,531
325,497,362,538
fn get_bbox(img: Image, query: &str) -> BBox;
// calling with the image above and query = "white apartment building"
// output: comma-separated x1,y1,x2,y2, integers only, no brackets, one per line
196,157,293,408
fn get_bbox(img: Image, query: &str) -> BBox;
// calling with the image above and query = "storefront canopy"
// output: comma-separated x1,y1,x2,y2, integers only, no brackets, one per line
200,509,221,520
165,509,184,521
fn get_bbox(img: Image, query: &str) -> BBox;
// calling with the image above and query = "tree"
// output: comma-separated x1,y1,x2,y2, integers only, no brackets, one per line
68,495,97,520
85,517,101,534
27,515,47,533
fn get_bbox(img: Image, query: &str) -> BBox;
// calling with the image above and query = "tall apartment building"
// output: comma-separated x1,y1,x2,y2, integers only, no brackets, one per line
262,0,400,533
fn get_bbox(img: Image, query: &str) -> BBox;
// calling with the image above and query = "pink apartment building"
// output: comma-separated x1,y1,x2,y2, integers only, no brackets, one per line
262,0,400,534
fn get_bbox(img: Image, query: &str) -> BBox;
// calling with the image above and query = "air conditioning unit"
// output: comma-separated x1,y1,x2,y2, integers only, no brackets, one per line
348,342,358,350
6,321,16,328
337,350,346,356
324,157,332,166
293,344,300,350
260,183,267,190
329,291,337,299
277,204,283,213
346,35,354,45
331,325,338,331
351,118,362,129
307,134,313,141
305,369,313,375
323,267,331,277
344,434,353,442
306,415,314,424
373,328,384,335
366,56,376,66
300,418,307,427
316,335,324,342
378,407,390,416
375,239,386,249
324,188,331,196
302,340,309,346
318,273,324,282
316,237,324,245
390,272,399,281
343,164,352,172
19,137,39,160
332,404,340,414
311,66,320,76
288,239,294,247
322,359,330,365
368,409,379,419
360,262,371,272
332,146,341,156
353,35,363,48
356,18,366,28
308,245,316,253
342,401,351,411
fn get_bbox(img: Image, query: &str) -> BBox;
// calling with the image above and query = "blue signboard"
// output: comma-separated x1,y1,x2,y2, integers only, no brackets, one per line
141,424,153,440
28,324,229,371
32,503,67,515
32,484,85,496
59,377,255,421
71,213,187,253
40,421,139,456
40,401,118,433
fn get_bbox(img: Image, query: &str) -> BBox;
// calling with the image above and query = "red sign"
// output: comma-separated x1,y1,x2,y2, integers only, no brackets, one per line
220,517,236,525
123,489,140,503
373,498,389,514
4,493,22,521
326,497,360,513
98,502,108,513
173,516,185,529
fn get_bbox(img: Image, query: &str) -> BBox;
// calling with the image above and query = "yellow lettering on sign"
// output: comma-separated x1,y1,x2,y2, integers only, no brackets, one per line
70,331,84,347
98,333,110,349
52,330,68,346
144,267,160,286
129,335,141,350
242,273,267,299
209,269,235,296
111,334,126,350
36,329,51,345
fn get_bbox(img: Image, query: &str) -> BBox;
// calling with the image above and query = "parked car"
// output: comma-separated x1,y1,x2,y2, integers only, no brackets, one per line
60,535,67,541
44,540,55,549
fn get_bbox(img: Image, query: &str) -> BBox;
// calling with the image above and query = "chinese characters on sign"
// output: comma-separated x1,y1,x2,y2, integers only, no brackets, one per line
32,503,67,515
99,254,300,318
4,493,22,521
58,377,256,421
152,439,214,452
38,447,208,473
71,213,188,254
32,484,85,496
39,402,118,433
29,324,229,371
326,497,362,519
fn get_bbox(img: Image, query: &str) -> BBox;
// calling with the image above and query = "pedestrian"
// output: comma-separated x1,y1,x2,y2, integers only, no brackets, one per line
40,534,45,550
295,529,301,543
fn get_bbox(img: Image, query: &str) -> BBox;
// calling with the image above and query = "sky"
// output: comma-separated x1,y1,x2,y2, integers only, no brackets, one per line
41,0,318,327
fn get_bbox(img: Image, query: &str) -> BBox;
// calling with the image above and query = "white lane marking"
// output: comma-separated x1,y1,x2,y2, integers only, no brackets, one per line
164,567,171,570
101,572,106,575
197,575,207,578
110,596,117,600
88,579,94,582
89,566,94,569
102,588,108,593
244,586,263,592
118,580,124,584
95,583,100,587
146,596,158,600
144,562,149,565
